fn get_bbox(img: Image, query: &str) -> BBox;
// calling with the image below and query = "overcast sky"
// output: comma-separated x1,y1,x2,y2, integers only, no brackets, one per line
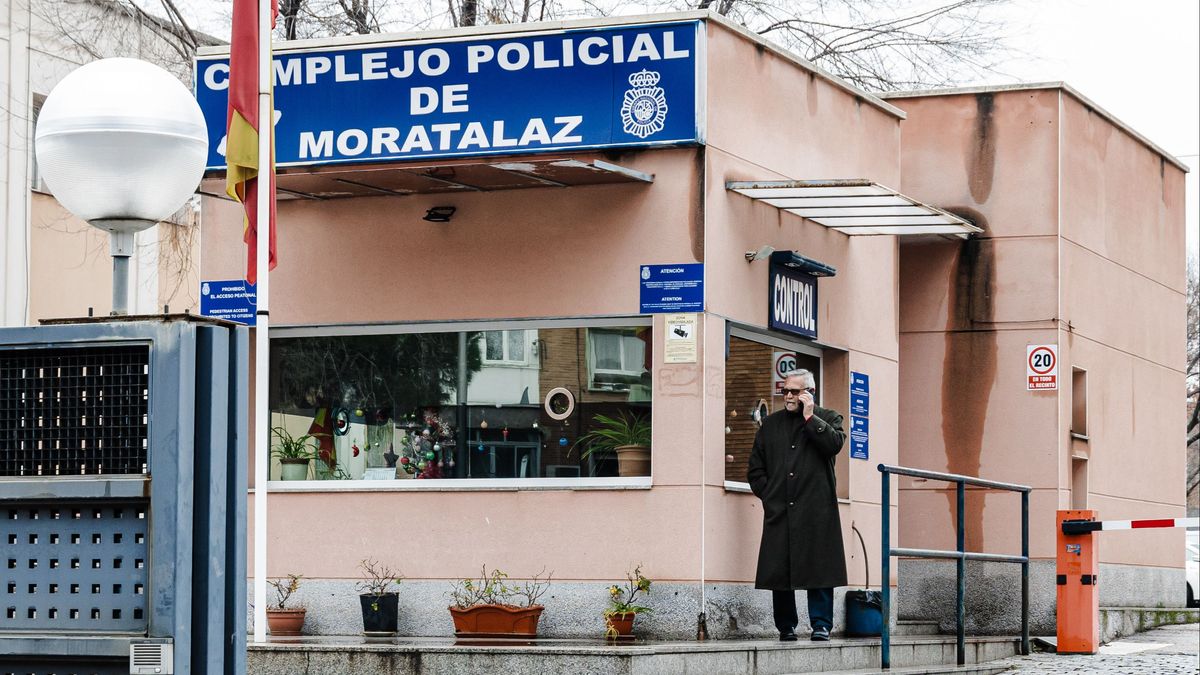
995,0,1199,254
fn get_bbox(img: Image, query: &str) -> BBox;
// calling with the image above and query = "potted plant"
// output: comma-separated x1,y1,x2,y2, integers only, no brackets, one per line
603,564,652,638
265,573,306,636
448,566,550,637
573,411,651,477
356,558,403,636
271,426,319,480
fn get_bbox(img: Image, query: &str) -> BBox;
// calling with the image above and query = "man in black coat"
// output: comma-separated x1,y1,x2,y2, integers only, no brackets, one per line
747,368,847,641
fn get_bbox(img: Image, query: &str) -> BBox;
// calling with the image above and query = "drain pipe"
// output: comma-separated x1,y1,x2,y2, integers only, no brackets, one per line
696,314,709,641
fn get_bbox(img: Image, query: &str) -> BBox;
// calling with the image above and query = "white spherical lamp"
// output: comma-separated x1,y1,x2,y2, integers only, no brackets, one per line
35,57,209,314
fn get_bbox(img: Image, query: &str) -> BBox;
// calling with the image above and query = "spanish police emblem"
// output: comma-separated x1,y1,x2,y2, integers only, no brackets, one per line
621,70,668,139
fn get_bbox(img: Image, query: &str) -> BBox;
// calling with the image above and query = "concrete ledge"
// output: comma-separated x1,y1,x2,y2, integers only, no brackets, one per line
1099,607,1200,643
247,635,1021,675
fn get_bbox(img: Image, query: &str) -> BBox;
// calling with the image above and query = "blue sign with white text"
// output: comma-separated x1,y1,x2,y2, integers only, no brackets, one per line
194,22,701,169
640,264,703,313
851,392,869,417
850,416,869,460
850,371,869,396
200,279,256,326
849,371,869,459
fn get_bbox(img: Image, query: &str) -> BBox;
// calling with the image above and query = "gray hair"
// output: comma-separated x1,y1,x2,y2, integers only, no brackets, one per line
783,369,815,388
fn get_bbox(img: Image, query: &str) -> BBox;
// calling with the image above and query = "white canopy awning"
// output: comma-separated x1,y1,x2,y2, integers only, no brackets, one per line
726,179,981,237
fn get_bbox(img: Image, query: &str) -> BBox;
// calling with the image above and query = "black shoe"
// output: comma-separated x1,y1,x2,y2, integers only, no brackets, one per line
810,627,830,641
779,629,798,641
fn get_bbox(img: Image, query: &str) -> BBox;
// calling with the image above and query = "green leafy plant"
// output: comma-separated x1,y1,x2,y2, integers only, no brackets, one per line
450,565,551,609
267,573,304,610
271,426,320,460
571,411,651,460
603,565,652,638
604,564,652,617
356,558,403,610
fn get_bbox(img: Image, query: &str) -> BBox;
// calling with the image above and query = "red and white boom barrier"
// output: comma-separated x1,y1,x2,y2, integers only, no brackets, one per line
1057,511,1197,655
1060,516,1198,535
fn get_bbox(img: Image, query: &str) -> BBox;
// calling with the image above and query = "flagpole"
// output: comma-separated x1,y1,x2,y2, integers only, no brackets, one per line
252,0,272,645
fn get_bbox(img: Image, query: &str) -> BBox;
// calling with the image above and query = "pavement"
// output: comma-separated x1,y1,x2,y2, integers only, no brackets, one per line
990,623,1199,674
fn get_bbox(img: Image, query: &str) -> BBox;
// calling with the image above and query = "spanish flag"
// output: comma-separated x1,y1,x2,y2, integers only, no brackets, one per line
226,0,278,285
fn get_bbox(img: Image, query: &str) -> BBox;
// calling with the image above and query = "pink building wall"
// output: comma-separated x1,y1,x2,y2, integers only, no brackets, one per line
890,86,1187,584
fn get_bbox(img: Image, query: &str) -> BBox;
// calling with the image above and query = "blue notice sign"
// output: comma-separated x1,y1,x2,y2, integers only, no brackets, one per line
849,414,869,460
200,279,256,325
850,392,869,417
195,22,701,169
640,264,703,313
850,371,869,396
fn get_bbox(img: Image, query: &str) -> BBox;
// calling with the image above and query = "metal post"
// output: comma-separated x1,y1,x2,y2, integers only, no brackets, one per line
956,481,965,666
1021,491,1030,655
456,332,468,478
111,255,130,315
881,467,891,670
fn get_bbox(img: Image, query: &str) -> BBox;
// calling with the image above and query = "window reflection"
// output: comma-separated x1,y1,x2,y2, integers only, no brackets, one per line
269,325,651,481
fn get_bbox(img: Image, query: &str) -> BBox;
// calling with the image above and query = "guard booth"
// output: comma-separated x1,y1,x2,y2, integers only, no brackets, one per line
0,316,247,674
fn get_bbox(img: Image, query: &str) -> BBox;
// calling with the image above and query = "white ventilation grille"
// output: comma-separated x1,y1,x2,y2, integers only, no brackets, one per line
129,641,172,674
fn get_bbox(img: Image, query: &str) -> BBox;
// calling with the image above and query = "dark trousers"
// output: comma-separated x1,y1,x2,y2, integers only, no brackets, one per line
772,588,833,632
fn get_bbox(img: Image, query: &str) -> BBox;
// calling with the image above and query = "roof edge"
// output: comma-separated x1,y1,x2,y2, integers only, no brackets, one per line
882,82,1189,173
196,10,906,120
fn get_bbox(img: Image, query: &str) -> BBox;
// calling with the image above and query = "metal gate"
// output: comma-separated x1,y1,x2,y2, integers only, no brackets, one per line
0,317,247,674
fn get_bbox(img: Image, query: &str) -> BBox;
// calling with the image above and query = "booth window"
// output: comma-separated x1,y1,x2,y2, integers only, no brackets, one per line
723,331,820,485
268,322,650,483
1070,367,1088,439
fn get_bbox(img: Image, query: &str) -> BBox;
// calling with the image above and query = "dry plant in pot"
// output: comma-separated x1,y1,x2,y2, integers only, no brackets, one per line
603,564,652,638
265,574,306,636
448,566,551,637
356,558,403,636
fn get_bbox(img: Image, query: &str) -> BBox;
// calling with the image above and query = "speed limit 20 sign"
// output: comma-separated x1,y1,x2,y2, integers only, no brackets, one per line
1026,344,1058,391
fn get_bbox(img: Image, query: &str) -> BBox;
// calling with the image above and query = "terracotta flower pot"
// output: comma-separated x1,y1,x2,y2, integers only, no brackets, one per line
604,611,637,637
266,608,306,636
614,444,650,477
449,604,544,637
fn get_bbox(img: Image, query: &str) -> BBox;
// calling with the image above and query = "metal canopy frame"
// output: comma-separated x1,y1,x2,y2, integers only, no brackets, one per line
726,179,981,237
201,158,654,202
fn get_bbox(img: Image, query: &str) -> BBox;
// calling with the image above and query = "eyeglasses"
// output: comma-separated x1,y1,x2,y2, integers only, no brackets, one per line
781,387,816,397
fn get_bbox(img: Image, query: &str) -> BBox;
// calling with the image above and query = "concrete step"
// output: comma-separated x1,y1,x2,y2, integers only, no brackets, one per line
895,620,942,636
247,634,1022,674
801,664,1010,675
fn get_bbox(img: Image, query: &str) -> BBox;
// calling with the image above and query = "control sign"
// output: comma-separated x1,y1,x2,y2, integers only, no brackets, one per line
1026,344,1058,391
200,279,256,326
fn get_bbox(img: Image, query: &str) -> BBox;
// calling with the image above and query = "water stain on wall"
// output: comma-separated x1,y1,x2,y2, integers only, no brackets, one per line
940,208,996,551
967,94,997,205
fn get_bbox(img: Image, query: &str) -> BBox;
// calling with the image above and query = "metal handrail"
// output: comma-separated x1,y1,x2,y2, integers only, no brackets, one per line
879,464,1031,669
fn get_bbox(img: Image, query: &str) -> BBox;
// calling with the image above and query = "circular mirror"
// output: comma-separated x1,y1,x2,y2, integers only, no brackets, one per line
543,387,575,421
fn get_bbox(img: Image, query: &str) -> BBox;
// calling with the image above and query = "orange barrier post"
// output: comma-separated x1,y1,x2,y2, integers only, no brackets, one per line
1055,509,1099,654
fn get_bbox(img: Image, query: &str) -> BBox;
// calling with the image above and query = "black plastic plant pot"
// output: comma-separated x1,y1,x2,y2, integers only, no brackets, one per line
360,593,399,636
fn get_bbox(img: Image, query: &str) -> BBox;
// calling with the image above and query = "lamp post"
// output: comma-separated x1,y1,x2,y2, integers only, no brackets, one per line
34,58,208,315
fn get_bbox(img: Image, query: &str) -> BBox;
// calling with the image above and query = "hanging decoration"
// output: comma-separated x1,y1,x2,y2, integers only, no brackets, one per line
393,408,455,479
